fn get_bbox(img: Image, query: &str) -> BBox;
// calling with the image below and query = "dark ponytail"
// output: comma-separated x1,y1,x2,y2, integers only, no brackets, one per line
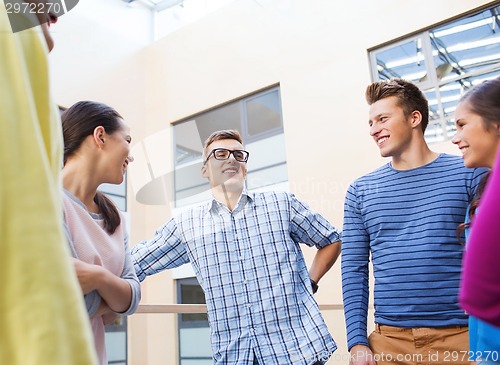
94,191,121,234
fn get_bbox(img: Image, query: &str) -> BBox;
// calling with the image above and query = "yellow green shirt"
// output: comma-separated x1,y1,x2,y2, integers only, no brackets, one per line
0,8,98,365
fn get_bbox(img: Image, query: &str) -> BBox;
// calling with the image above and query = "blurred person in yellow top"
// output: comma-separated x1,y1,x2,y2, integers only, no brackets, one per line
0,2,98,364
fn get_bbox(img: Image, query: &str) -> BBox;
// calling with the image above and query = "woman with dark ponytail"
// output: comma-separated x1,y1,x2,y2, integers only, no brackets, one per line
452,76,500,365
61,101,140,365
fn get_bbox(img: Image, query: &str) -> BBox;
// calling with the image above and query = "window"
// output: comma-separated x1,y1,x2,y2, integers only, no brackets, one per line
105,317,128,365
99,178,128,365
177,278,212,365
173,86,287,207
369,3,500,143
99,177,127,211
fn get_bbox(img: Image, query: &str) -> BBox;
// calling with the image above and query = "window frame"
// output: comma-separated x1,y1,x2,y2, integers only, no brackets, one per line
368,2,500,144
172,85,287,207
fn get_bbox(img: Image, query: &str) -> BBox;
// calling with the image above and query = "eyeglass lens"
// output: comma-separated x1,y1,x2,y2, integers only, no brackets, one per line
213,149,248,162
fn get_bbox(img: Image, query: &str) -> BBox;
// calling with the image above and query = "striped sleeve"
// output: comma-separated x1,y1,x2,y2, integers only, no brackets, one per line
341,183,370,350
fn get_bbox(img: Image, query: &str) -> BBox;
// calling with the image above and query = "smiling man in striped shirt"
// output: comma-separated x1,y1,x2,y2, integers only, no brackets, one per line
132,129,342,365
342,78,487,365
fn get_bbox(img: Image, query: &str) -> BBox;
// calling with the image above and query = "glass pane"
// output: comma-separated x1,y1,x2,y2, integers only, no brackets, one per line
174,103,242,207
175,120,204,165
175,161,209,200
99,179,127,211
179,327,212,357
374,37,428,83
180,283,208,322
246,164,288,190
246,90,282,136
104,195,126,211
195,102,241,143
244,133,287,190
430,5,500,82
425,68,500,143
105,331,126,362
425,86,459,144
370,3,500,144
99,181,126,196
173,87,287,207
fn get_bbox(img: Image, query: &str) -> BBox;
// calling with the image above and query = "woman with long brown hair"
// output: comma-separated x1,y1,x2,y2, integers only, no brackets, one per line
61,101,141,365
452,76,500,365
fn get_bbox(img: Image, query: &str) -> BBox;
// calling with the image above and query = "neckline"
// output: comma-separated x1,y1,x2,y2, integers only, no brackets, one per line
64,189,103,219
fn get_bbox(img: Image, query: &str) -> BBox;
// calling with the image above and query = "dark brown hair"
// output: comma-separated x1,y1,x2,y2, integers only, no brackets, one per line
457,171,491,243
61,101,123,234
459,76,500,131
365,78,430,132
455,77,500,242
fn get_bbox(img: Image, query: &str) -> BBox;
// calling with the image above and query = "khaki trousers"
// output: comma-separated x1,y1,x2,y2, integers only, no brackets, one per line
366,324,472,365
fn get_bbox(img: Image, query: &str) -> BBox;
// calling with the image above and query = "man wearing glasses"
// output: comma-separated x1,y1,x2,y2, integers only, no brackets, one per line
132,129,342,365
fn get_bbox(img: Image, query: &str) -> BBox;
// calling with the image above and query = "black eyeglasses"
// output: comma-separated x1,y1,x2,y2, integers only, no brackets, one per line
204,148,250,165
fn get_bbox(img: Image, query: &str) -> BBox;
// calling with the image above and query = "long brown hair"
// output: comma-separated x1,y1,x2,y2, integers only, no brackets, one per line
455,77,500,243
61,101,123,234
456,171,491,243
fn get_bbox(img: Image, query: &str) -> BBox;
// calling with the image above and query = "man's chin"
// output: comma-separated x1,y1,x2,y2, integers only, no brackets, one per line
378,148,392,158
217,178,245,191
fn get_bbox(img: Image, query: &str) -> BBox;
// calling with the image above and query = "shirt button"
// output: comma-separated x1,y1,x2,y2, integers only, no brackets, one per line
239,256,244,260
247,304,251,308
244,280,248,284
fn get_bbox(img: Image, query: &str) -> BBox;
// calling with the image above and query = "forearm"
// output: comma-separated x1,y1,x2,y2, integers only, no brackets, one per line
342,247,370,349
92,299,113,318
341,234,370,347
131,219,189,281
94,267,133,314
343,280,370,349
73,258,133,313
309,241,341,283
92,301,120,325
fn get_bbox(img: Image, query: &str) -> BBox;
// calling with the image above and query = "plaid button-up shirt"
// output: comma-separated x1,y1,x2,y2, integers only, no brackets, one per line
132,191,341,365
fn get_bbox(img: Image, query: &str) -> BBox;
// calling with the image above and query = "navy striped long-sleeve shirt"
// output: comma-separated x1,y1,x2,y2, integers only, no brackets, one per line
341,153,487,350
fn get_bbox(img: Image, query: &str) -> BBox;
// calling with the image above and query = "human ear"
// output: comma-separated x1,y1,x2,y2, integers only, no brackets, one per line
93,126,106,147
201,163,209,179
410,110,423,128
495,121,500,136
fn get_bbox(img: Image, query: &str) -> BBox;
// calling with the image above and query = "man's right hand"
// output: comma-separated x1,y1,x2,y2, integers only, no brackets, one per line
349,344,377,365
